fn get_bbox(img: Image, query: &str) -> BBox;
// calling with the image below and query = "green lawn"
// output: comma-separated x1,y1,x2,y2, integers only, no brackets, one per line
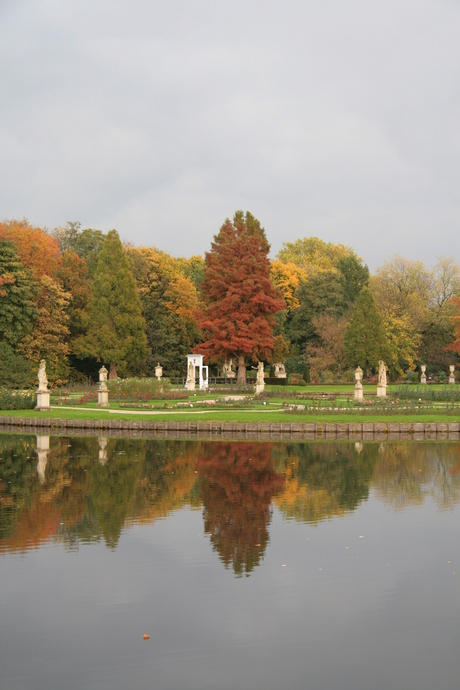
2,407,460,423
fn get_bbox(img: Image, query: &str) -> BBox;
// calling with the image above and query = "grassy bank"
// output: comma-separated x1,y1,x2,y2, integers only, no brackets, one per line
2,408,460,423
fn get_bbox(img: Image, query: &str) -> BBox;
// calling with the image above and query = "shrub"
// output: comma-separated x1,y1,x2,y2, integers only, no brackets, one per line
297,379,307,386
0,388,36,410
303,365,310,384
406,369,418,383
107,377,170,399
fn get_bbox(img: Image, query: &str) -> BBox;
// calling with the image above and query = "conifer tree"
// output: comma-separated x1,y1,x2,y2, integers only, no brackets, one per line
74,230,148,378
343,287,391,375
0,240,37,387
195,211,284,383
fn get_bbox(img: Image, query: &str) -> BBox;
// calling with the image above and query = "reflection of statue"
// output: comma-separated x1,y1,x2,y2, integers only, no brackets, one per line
37,360,48,391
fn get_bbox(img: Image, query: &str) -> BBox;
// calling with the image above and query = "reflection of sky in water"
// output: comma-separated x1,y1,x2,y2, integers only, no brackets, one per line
1,435,459,689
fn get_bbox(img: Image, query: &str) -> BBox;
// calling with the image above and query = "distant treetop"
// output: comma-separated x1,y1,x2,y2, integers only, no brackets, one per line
277,236,361,273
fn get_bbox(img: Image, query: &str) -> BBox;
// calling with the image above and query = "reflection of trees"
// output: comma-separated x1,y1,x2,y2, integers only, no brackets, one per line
0,435,38,543
129,441,201,525
274,443,380,523
86,440,145,548
197,443,284,577
372,443,460,510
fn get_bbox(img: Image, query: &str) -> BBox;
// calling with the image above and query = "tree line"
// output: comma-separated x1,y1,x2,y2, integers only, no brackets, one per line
1,213,460,387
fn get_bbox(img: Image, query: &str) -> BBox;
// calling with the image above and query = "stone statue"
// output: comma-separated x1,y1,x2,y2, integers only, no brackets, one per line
97,366,109,407
256,361,264,385
354,366,364,401
37,359,48,391
378,361,387,387
35,360,51,411
274,362,286,378
449,365,455,384
420,364,427,384
377,361,387,397
186,360,196,391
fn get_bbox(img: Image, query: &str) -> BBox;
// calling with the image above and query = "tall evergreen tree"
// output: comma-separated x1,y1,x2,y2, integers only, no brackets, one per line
74,230,148,378
0,240,37,387
195,211,284,383
343,287,391,375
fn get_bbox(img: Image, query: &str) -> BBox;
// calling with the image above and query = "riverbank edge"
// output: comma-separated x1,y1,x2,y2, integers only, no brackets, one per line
1,416,460,441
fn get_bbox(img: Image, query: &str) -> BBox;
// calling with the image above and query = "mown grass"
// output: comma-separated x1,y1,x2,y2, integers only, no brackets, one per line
2,408,460,423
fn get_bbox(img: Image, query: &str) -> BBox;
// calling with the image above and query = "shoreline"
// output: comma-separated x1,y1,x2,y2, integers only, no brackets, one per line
1,415,460,441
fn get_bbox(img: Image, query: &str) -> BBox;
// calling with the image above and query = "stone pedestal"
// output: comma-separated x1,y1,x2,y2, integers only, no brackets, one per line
377,384,387,398
35,389,51,411
255,382,265,395
97,366,109,407
354,367,364,401
98,389,109,406
449,365,455,384
420,365,427,384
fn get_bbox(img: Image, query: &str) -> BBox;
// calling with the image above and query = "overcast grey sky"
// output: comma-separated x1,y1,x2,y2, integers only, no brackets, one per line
1,0,459,269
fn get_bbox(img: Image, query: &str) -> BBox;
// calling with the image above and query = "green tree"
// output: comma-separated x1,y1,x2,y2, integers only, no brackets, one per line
54,222,105,278
0,240,37,387
343,287,390,375
74,230,148,378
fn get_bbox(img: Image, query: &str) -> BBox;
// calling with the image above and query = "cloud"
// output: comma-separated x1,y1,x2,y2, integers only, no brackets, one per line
1,0,459,268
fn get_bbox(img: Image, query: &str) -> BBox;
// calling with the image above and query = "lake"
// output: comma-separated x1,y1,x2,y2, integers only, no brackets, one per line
1,433,459,690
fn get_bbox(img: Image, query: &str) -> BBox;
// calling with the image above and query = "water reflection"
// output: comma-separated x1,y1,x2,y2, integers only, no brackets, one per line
1,434,460,574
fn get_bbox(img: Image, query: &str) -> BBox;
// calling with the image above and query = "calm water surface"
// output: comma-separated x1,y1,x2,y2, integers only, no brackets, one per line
1,434,459,690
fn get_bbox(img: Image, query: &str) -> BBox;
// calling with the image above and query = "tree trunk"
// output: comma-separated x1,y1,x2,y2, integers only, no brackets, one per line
237,355,246,385
109,362,118,379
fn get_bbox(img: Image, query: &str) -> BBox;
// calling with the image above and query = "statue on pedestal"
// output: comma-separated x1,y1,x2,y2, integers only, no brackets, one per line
97,366,109,406
420,364,427,384
377,361,387,397
187,360,196,391
255,361,265,395
354,366,364,401
35,360,51,411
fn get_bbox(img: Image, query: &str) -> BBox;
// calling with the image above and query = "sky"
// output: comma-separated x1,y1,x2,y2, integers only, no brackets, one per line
1,0,459,270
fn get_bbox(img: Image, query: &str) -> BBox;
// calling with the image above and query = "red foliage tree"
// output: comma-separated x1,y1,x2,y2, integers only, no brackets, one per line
195,211,284,383
445,296,460,356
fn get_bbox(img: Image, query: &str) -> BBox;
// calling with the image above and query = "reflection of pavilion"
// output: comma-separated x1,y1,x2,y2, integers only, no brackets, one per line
36,435,50,484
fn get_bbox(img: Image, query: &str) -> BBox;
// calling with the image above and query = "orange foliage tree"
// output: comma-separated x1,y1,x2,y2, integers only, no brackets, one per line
0,219,62,279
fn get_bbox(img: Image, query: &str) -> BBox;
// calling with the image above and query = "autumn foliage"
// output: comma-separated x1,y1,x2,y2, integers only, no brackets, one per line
195,211,284,382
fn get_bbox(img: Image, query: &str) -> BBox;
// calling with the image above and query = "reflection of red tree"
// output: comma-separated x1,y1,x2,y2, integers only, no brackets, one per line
197,442,284,576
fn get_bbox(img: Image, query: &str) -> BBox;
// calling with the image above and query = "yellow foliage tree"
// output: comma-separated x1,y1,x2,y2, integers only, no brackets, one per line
20,275,71,385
